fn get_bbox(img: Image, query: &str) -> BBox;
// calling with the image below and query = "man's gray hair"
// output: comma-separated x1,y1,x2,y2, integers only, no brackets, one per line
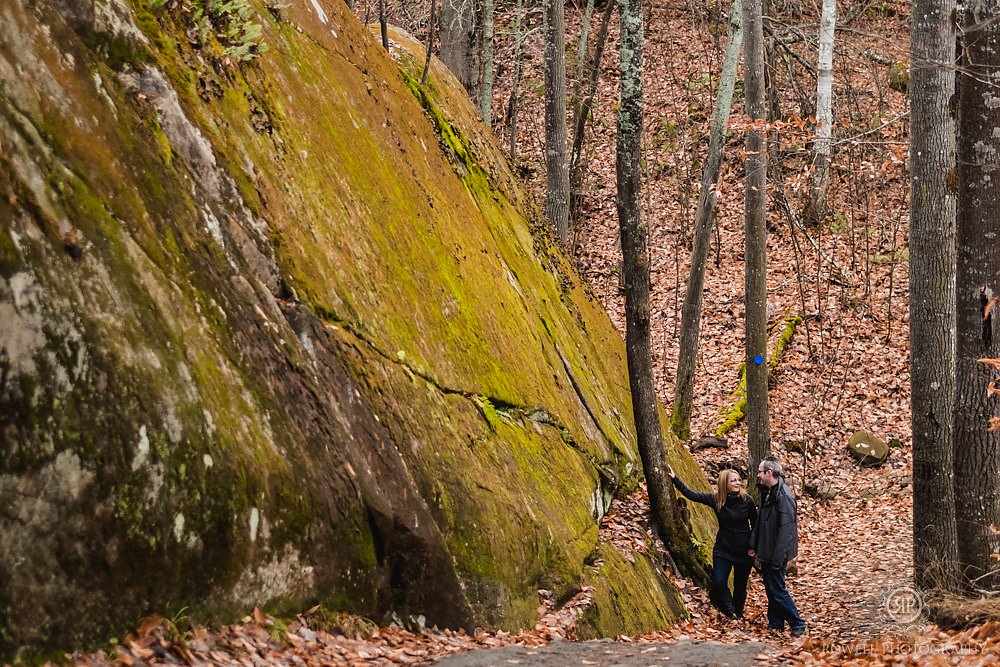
762,458,783,477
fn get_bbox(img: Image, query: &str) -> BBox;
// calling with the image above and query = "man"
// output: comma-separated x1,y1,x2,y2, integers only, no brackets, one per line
748,457,806,636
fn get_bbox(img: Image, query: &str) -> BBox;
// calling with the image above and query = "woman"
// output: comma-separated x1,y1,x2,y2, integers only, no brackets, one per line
667,465,757,618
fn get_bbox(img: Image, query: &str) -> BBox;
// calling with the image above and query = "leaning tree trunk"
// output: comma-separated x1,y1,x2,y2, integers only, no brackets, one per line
616,0,709,586
505,0,526,160
570,0,615,225
421,0,437,85
670,0,743,441
910,0,959,592
954,0,1000,591
743,0,770,483
480,0,495,124
544,0,570,243
439,0,480,99
804,0,836,226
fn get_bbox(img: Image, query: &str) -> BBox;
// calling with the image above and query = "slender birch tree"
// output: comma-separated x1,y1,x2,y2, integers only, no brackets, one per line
616,0,708,585
805,0,836,226
910,0,959,591
954,0,1000,590
743,0,771,480
670,0,744,441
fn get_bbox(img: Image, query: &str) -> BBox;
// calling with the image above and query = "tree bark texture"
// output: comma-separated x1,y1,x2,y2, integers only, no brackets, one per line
670,0,744,441
421,0,437,86
440,0,480,99
615,0,708,586
743,0,771,481
570,0,615,225
955,0,1000,590
545,0,570,243
805,0,836,226
379,0,389,50
910,0,960,591
576,0,597,86
505,0,525,161
480,0,495,124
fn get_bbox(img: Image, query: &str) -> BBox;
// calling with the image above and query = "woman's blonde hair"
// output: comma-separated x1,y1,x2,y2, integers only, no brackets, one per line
715,469,748,509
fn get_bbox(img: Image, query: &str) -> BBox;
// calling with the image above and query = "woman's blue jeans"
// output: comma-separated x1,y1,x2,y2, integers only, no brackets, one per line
761,562,805,630
711,555,752,616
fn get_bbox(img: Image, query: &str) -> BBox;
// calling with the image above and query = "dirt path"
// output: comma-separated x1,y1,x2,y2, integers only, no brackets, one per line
432,638,769,667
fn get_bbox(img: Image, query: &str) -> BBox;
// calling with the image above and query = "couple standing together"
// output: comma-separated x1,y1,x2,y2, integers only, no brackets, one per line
668,458,806,637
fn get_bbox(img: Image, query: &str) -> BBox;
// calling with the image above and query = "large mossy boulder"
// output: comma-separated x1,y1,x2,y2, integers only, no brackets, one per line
0,0,716,659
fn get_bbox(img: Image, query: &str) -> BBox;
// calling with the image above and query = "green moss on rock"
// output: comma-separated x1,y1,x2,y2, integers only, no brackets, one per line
578,542,687,638
0,0,714,658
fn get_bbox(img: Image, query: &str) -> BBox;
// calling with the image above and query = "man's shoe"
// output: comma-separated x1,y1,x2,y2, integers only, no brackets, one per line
791,626,806,637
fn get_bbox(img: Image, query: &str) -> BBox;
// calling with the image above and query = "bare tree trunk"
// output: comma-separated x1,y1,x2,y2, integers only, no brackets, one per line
480,0,494,124
954,0,1000,591
576,0,597,84
762,0,779,123
804,0,836,226
910,0,959,592
743,0,771,481
544,0,570,243
616,0,709,586
670,0,743,441
570,0,615,226
440,0,480,99
505,0,526,161
421,0,437,86
379,0,389,50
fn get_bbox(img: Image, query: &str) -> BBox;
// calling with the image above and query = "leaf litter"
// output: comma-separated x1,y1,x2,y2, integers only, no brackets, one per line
26,0,1000,663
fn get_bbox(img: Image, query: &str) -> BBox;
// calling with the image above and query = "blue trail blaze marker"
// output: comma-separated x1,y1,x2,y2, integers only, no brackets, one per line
753,355,764,365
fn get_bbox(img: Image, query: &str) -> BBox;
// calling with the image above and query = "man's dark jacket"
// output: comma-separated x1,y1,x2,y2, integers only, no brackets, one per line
749,478,798,565
672,477,757,562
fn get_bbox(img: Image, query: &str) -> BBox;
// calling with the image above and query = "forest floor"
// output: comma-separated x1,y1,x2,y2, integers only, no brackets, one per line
46,0,1000,664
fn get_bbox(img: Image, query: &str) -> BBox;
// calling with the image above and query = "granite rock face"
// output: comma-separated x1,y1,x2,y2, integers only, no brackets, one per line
0,0,715,658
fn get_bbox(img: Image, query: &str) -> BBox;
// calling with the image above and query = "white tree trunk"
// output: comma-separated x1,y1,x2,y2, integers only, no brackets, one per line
807,0,836,225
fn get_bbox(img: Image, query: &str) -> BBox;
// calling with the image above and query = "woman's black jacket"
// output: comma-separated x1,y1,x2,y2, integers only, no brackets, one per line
672,476,757,562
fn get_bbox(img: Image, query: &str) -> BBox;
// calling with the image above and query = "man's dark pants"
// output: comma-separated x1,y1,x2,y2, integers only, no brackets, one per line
711,555,753,616
761,562,805,630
